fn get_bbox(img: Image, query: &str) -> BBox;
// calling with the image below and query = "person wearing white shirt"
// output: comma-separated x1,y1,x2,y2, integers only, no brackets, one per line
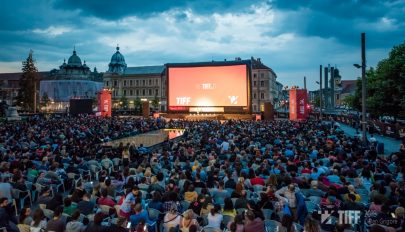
207,204,223,229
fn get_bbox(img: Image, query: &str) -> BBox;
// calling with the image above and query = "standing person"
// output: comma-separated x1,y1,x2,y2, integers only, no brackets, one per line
122,147,130,167
0,177,12,202
120,186,139,218
46,206,66,232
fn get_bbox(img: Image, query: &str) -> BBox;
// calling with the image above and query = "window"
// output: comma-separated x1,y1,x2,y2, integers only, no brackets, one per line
130,90,133,96
253,105,257,111
143,80,146,86
253,81,257,87
149,79,152,86
336,94,339,100
148,89,152,96
261,73,264,78
261,81,264,87
253,74,257,78
156,79,159,85
105,81,109,87
136,80,139,86
123,90,127,96
253,93,257,99
123,80,127,86
155,89,159,96
260,103,264,111
113,81,118,87
130,80,133,86
142,89,145,96
261,93,265,99
136,90,139,96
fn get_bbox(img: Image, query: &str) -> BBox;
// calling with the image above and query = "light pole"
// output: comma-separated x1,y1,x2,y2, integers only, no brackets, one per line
316,81,322,120
354,32,367,144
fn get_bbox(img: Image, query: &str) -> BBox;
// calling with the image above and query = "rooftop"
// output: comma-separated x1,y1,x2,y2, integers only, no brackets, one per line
341,80,357,94
124,65,165,75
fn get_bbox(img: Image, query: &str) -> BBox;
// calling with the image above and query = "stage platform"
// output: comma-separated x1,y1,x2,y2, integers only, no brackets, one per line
102,129,184,148
159,113,255,121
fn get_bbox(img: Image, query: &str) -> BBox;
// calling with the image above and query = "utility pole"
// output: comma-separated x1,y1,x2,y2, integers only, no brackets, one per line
319,65,323,120
361,33,367,144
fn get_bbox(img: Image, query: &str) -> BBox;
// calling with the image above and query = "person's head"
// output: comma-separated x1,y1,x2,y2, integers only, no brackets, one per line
304,217,320,232
116,217,127,228
32,209,45,226
132,186,139,195
229,222,237,232
189,224,198,232
71,210,81,221
19,207,31,223
134,203,142,213
0,197,8,207
183,209,194,220
187,184,195,192
234,214,244,225
54,206,63,218
288,183,295,192
223,197,234,211
395,206,405,218
210,204,221,216
245,210,255,221
152,191,162,202
64,197,72,207
101,189,108,198
348,193,356,202
93,212,105,225
281,214,294,231
83,193,90,201
311,180,318,189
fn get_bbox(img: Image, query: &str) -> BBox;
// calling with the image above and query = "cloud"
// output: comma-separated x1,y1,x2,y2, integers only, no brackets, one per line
0,0,404,91
32,26,73,37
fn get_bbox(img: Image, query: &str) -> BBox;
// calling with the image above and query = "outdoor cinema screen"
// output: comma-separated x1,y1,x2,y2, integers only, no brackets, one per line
168,64,248,109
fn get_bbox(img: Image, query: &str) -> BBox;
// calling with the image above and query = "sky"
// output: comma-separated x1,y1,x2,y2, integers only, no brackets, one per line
0,0,404,90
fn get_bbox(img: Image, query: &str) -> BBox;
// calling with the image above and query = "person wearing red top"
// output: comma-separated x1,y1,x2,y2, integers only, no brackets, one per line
250,175,265,186
98,189,115,208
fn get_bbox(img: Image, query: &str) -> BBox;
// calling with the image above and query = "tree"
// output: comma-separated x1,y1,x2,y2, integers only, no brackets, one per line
313,96,320,107
40,92,50,110
152,96,159,110
353,42,405,119
15,50,39,112
120,95,128,109
134,97,141,113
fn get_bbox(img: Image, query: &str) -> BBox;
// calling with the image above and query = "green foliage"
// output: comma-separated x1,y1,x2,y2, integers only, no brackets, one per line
354,42,405,119
120,95,129,109
313,95,320,107
151,96,159,110
40,92,50,108
134,97,142,113
15,50,39,111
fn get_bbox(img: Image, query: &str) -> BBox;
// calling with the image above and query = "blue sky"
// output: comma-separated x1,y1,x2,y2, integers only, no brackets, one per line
0,0,404,90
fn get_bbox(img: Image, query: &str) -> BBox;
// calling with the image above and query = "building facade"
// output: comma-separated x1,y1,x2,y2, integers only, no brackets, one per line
250,57,277,112
40,49,103,111
103,52,278,113
103,47,166,111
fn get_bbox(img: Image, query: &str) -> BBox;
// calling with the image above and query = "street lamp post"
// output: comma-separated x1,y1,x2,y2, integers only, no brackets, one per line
354,33,367,144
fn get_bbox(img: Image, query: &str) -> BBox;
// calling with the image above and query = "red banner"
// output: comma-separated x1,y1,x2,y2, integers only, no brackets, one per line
289,89,308,121
97,89,112,117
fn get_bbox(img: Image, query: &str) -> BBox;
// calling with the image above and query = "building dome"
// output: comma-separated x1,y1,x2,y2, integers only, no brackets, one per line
108,46,127,74
67,49,82,66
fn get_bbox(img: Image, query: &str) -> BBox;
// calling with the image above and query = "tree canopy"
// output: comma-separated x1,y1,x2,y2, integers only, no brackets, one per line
354,42,405,119
15,50,39,111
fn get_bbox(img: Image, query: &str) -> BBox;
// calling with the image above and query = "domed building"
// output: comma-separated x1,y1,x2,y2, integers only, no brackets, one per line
40,48,103,111
108,46,127,74
103,46,166,111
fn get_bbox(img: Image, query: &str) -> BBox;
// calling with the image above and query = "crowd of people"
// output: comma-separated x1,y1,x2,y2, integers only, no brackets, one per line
0,115,405,232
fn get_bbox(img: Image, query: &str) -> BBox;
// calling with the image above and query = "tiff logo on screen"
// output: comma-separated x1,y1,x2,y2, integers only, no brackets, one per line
200,83,216,90
319,210,361,225
228,96,239,105
176,97,191,105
